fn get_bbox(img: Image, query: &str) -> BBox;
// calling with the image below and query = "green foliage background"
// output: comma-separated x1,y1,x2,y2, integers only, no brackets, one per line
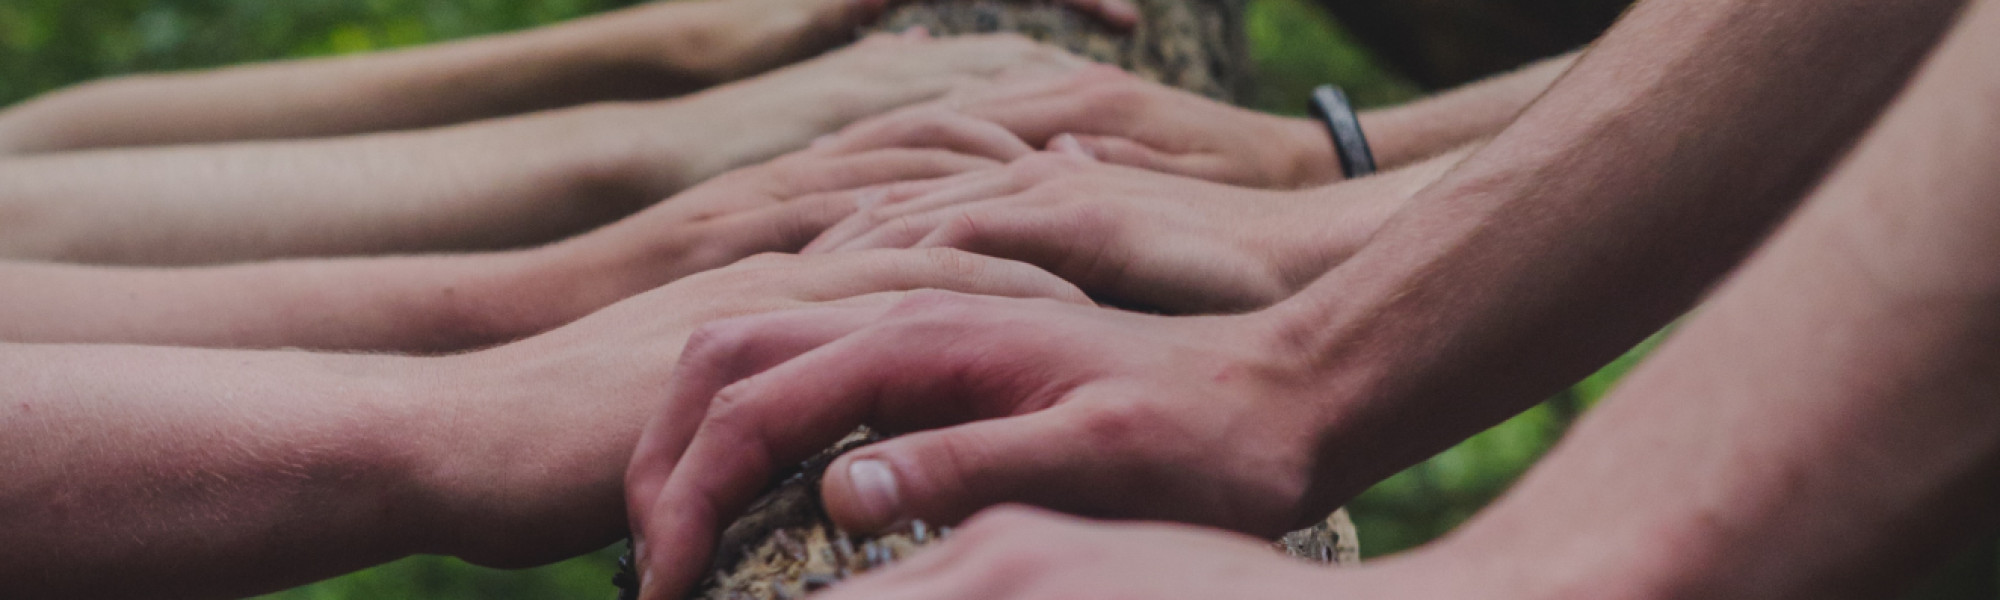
0,1,1989,598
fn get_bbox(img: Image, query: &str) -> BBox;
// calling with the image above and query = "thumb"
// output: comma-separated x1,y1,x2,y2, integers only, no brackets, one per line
820,411,1109,533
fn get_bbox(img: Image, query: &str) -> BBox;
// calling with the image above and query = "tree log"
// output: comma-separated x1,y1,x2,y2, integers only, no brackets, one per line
876,0,1250,102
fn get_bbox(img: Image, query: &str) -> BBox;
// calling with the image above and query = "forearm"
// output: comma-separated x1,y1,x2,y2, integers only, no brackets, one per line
0,1,785,154
1357,51,1578,170
0,343,441,599
0,105,661,265
0,217,716,351
1439,8,2000,593
1267,0,1963,494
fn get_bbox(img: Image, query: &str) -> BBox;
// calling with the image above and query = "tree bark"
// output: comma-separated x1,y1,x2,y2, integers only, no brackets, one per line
873,0,1252,102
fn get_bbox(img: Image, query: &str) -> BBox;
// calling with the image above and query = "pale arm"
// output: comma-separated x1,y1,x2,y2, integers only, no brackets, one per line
0,0,880,154
0,146,995,350
0,35,1081,265
0,344,444,599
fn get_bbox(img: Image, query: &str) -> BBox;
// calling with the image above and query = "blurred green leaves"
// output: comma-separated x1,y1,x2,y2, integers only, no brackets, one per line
0,0,645,104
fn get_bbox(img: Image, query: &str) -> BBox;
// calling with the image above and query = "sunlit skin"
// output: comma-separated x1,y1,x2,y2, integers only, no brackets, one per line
622,0,1968,597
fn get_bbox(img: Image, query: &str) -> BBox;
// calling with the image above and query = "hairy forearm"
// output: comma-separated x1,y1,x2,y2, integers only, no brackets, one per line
1269,0,1964,494
0,1,784,154
0,344,439,599
1440,9,2000,594
0,253,538,352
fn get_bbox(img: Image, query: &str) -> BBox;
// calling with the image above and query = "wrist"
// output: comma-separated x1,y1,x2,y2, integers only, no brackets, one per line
1275,116,1345,188
398,349,634,566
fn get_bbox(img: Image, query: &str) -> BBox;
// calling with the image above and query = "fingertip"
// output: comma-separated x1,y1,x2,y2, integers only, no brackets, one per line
824,454,906,533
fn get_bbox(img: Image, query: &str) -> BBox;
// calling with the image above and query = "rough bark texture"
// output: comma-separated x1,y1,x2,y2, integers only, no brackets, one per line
1314,0,1634,88
876,0,1251,102
672,430,1358,600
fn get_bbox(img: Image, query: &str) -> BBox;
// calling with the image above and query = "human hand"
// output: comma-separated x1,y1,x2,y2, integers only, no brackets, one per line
817,65,1340,188
406,250,1087,568
813,506,1443,600
646,32,1094,186
527,139,1013,328
802,151,1416,313
624,292,1372,598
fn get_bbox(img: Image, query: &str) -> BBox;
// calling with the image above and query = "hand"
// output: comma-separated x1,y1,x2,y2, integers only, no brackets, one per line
814,506,1438,600
635,32,1096,188
624,293,1366,598
405,250,1088,568
803,152,1416,313
818,66,1340,188
525,142,1007,328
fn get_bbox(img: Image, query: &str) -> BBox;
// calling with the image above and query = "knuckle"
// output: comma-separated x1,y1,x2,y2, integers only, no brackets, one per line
933,210,997,248
679,321,760,370
705,380,764,420
1073,396,1169,454
919,246,991,278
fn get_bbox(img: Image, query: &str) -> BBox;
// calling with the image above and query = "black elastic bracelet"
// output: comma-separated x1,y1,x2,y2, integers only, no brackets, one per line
1309,84,1377,179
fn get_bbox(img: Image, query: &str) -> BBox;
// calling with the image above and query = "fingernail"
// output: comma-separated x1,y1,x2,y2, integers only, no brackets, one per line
848,459,902,528
811,134,837,149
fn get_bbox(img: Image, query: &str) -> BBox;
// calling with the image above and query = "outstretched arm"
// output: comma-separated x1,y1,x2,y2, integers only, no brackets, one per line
0,249,1086,600
0,0,879,154
0,34,1084,266
0,147,997,351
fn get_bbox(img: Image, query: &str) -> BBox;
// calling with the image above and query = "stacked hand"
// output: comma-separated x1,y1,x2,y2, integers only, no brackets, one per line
801,151,1414,312
816,66,1343,188
621,288,1391,598
408,249,1087,568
